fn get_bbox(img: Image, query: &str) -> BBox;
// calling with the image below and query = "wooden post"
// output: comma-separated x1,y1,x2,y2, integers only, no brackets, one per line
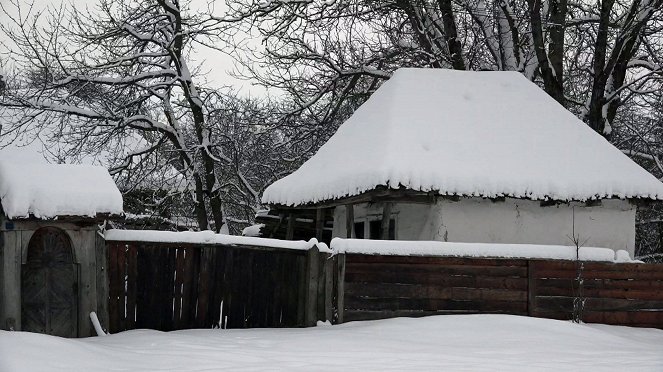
286,212,295,240
315,208,324,241
380,202,392,240
94,232,109,334
335,254,346,324
303,245,320,327
324,255,334,322
345,204,354,238
527,260,537,317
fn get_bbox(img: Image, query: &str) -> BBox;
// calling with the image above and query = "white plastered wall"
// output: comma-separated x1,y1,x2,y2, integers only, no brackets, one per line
332,197,636,255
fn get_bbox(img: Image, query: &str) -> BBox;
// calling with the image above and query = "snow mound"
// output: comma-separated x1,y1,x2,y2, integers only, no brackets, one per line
263,68,663,206
242,223,265,237
2,315,662,371
331,238,632,262
0,160,123,219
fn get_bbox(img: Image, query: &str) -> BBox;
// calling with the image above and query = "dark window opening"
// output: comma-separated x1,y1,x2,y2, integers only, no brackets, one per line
353,222,365,239
369,219,396,240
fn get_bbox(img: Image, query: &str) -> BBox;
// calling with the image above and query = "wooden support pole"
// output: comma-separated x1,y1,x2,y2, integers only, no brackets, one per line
345,204,354,238
303,246,320,327
335,254,346,324
527,260,537,317
315,208,324,241
380,202,392,240
286,212,295,240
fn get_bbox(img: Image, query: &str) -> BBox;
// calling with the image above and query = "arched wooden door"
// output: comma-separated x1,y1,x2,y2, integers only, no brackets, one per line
21,227,79,337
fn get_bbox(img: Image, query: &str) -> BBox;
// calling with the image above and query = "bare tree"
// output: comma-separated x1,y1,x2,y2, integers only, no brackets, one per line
220,0,663,138
0,0,236,231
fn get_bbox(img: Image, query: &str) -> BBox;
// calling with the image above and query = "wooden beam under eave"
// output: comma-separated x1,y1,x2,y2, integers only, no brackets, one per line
285,212,295,240
345,204,354,238
315,208,324,241
380,202,392,240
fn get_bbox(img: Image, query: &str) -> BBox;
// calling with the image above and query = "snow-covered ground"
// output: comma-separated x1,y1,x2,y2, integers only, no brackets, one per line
1,315,662,371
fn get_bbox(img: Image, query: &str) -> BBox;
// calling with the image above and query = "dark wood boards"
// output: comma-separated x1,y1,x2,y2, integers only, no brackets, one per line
107,241,332,331
338,254,663,329
21,227,78,338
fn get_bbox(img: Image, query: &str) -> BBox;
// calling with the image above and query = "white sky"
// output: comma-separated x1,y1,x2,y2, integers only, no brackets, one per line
0,0,261,92
0,0,266,162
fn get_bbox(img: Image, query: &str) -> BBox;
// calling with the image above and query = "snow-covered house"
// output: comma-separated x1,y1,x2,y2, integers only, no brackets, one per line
261,68,663,255
0,161,123,337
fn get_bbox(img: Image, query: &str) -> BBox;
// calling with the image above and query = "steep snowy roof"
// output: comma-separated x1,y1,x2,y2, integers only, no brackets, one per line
263,68,663,206
0,161,123,219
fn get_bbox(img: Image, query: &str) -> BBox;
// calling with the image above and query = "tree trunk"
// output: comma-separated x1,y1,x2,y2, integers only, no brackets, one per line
437,0,466,70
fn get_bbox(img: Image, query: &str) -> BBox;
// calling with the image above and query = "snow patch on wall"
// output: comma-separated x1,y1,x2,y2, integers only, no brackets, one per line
333,198,636,254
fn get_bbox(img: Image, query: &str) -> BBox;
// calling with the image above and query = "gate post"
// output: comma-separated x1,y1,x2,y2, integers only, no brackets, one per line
303,245,320,327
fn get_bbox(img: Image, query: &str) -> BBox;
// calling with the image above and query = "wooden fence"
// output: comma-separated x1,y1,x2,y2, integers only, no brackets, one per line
335,254,663,328
105,240,332,333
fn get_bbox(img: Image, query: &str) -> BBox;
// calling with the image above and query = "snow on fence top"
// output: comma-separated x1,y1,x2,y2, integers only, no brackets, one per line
330,238,635,263
262,68,663,206
105,229,331,252
0,160,123,219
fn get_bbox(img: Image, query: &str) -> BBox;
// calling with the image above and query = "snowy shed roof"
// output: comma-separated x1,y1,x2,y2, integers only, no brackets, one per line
263,68,663,206
0,161,123,219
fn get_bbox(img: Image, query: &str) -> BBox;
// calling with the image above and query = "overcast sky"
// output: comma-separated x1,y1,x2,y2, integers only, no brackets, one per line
0,0,265,162
0,0,260,92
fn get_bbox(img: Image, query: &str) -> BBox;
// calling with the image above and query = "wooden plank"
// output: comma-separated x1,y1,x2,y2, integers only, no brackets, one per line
345,254,529,267
162,247,176,331
195,246,212,328
94,233,109,334
173,248,185,329
345,262,529,276
535,286,663,301
303,246,320,326
582,311,663,326
210,247,225,329
182,246,199,327
347,271,528,290
106,243,119,333
528,260,537,316
134,245,151,329
126,244,138,329
343,282,527,302
344,296,527,314
583,298,663,311
336,254,346,324
117,245,127,331
324,255,334,323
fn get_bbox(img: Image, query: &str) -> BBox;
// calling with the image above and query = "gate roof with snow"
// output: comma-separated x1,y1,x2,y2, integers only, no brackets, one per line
262,68,663,206
0,161,123,219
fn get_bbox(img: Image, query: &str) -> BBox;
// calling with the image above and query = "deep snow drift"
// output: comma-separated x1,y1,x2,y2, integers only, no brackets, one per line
1,315,662,371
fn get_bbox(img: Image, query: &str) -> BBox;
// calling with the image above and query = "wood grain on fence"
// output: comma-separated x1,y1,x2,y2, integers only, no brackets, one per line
106,240,331,333
336,254,663,329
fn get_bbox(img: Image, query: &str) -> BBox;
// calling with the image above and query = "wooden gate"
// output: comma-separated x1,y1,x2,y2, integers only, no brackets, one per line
21,227,78,337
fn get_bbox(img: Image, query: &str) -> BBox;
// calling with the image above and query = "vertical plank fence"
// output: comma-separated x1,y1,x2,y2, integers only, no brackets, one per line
105,239,332,333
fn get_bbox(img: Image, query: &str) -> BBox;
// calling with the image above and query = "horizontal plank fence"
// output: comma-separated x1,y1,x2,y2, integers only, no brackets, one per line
335,254,663,329
105,240,332,333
